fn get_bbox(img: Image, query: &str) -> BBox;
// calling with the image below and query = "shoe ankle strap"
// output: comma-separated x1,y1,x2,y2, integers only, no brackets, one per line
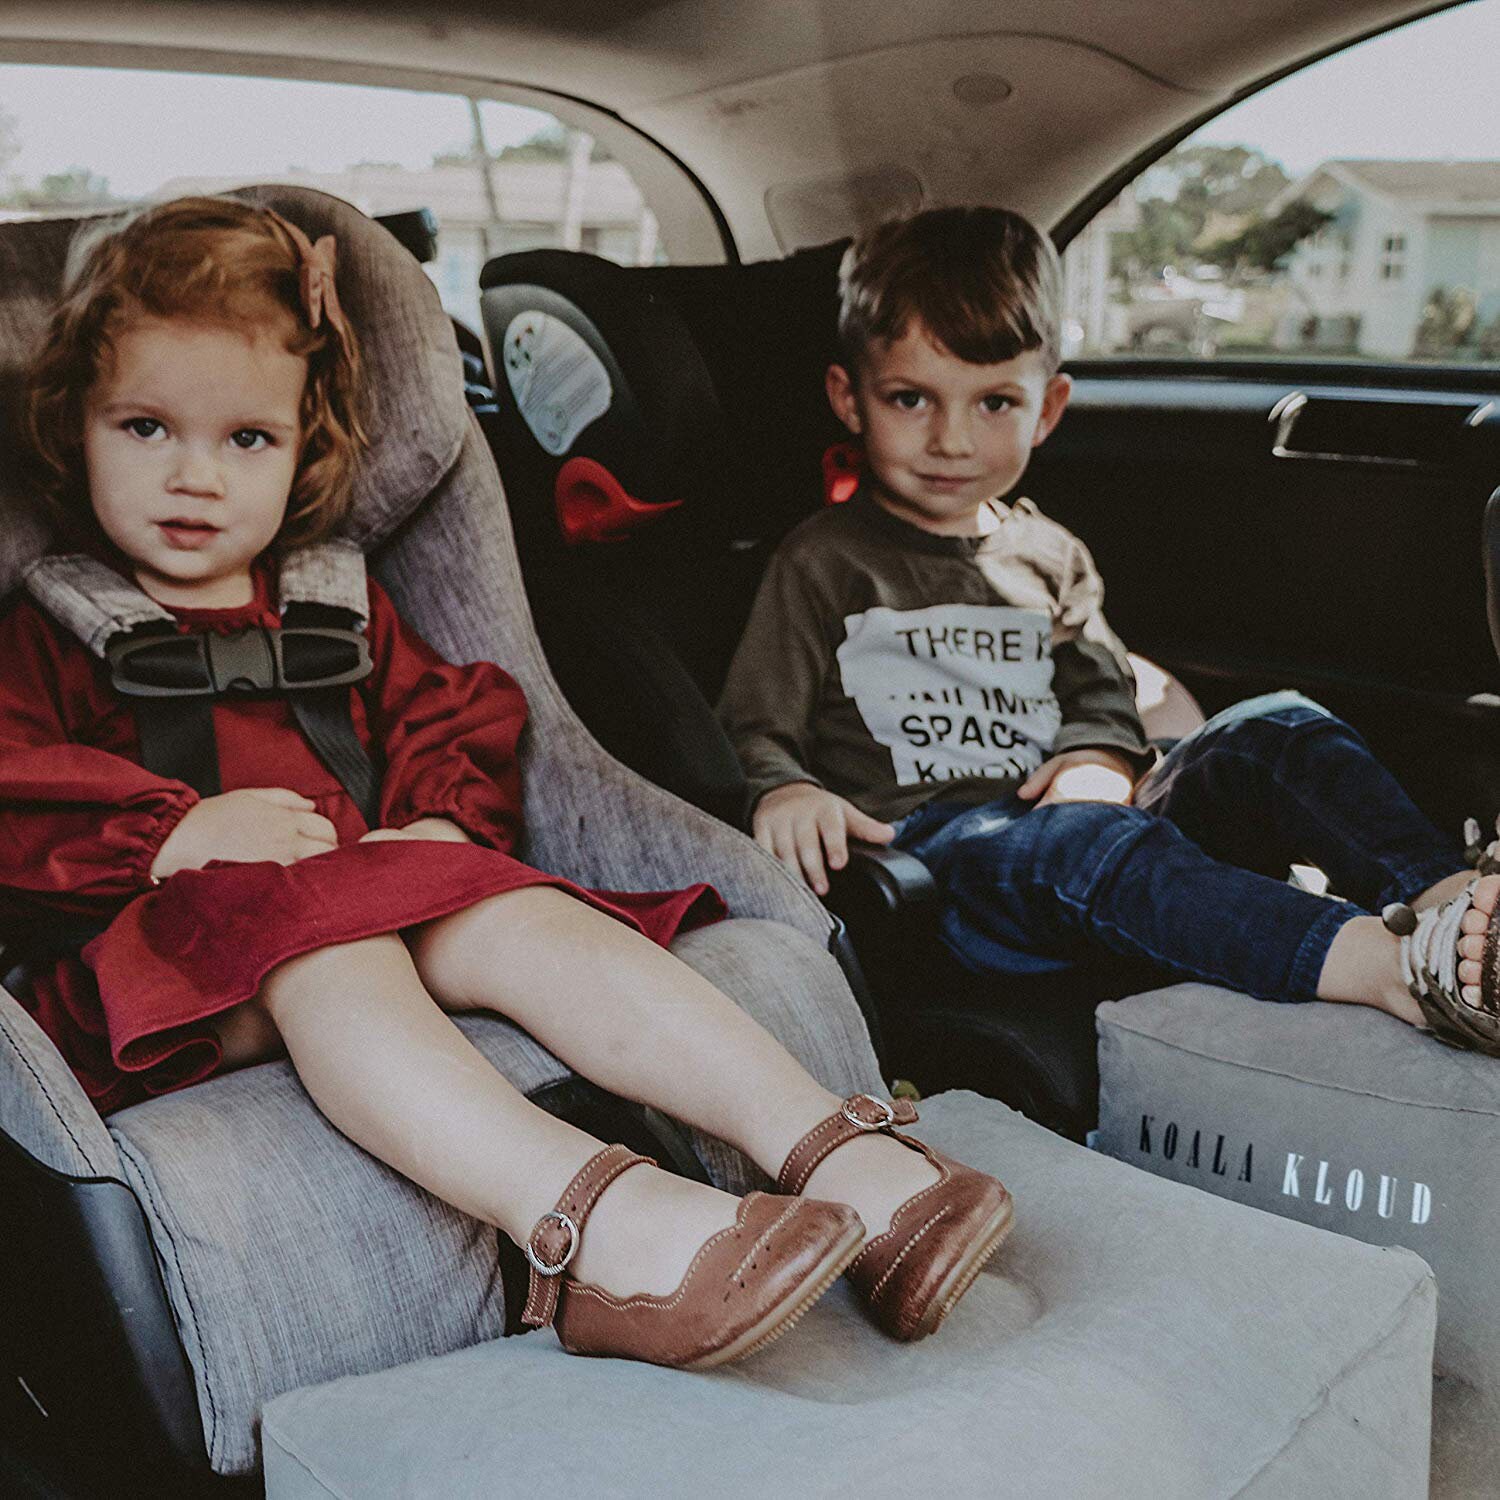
521,1143,654,1330
777,1094,919,1195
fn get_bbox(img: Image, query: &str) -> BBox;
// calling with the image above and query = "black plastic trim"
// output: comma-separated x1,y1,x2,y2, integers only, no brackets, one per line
1065,357,1500,397
823,917,886,1067
0,1126,213,1496
840,844,938,912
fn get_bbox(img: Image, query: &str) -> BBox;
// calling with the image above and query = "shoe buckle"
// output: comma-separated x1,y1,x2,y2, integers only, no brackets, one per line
525,1210,580,1276
841,1094,896,1131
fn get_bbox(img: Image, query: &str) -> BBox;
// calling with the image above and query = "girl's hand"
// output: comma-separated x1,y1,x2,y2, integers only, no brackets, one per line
752,781,895,896
151,787,339,880
1017,749,1136,807
359,818,472,845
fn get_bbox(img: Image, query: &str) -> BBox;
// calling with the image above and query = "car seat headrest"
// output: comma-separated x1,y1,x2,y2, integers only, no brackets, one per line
0,184,466,599
478,250,726,546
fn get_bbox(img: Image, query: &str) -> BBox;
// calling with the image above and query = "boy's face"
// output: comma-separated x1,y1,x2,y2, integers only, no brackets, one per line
827,322,1071,536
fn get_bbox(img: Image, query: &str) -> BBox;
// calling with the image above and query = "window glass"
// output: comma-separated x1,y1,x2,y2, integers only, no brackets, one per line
0,67,666,334
1062,0,1500,364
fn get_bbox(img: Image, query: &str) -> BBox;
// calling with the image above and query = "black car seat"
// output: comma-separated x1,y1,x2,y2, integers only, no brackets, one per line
475,250,781,827
478,243,1205,1139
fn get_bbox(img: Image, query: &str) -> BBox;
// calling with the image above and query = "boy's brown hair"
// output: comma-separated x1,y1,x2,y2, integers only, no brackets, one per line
25,195,367,550
837,205,1063,374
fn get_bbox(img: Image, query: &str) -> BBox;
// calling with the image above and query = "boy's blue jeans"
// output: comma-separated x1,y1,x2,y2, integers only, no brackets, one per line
890,692,1464,1003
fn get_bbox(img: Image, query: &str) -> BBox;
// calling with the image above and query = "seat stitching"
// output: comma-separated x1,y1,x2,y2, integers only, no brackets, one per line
1228,1271,1433,1497
113,1134,220,1460
0,1015,96,1172
1105,1026,1500,1117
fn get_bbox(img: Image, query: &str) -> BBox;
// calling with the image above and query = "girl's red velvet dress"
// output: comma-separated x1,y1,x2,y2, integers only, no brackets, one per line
0,561,723,1114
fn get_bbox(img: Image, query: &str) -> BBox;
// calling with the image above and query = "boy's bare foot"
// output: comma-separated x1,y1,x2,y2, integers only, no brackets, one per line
1412,868,1478,911
1317,875,1500,1026
800,1133,940,1237
567,1165,742,1298
1456,872,1500,1008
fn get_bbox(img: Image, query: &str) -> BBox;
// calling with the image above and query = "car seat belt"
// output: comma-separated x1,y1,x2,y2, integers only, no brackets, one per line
24,546,382,825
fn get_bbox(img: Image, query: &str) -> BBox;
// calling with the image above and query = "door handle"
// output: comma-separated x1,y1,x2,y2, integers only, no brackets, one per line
1270,391,1492,470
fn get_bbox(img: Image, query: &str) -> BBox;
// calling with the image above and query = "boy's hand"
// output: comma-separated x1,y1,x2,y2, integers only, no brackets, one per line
753,781,895,896
359,818,472,845
151,787,339,880
1017,749,1136,808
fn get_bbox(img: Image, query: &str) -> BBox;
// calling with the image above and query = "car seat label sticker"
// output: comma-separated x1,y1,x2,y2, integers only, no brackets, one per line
503,311,612,456
836,604,1060,785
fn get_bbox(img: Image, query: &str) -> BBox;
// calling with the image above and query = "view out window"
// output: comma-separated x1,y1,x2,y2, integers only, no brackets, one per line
1380,236,1407,280
0,67,667,335
1061,0,1500,364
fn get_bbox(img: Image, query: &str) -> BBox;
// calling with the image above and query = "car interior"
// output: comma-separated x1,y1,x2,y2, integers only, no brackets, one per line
0,1,1497,1495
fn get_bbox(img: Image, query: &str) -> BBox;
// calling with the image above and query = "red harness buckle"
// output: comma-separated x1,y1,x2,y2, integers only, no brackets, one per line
822,441,863,505
554,456,684,545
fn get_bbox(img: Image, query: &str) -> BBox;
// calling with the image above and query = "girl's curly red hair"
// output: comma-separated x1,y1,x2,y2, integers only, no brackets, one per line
25,196,366,550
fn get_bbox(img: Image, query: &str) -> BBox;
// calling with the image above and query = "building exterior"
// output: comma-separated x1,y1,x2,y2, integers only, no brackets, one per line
1060,189,1139,354
155,153,659,331
1271,160,1500,358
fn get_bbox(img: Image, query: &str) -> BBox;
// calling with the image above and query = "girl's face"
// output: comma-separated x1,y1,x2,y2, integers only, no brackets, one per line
83,316,307,608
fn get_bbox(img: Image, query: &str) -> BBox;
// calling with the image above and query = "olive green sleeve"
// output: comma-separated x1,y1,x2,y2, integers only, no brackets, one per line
716,548,834,813
1050,535,1153,770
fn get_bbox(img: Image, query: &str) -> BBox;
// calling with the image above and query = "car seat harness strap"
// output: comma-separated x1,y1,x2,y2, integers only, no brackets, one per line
24,544,382,824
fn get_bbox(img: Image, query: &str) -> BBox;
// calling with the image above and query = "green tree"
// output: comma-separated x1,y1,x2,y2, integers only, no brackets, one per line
1202,200,1333,274
1415,286,1479,356
16,166,112,207
0,106,18,178
1114,143,1292,277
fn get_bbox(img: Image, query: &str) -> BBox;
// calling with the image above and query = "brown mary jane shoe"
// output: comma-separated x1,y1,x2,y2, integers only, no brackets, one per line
779,1094,1014,1341
521,1144,865,1369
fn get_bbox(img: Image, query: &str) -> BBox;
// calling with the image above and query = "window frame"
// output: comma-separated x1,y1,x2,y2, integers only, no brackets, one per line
0,45,738,266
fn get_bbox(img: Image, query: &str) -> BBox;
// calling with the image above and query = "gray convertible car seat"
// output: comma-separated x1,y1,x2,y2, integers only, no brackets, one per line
0,189,1440,1500
0,186,879,1495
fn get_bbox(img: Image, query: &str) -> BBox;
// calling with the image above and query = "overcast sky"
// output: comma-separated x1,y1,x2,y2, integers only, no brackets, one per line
0,0,1497,197
0,69,556,197
1188,0,1500,174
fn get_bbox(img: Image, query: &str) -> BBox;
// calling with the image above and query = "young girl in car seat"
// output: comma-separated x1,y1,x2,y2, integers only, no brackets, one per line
0,196,1012,1369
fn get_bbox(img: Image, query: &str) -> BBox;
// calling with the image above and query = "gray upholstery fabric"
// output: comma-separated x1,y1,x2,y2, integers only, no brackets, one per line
107,1013,566,1476
0,185,466,597
1096,983,1500,1497
105,919,879,1475
0,984,119,1177
261,1091,1436,1500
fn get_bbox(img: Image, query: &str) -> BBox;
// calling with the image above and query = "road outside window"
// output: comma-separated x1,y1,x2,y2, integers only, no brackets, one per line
1062,0,1500,366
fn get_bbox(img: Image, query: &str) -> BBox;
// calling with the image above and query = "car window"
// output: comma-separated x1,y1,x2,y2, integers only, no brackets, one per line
0,66,671,334
1061,0,1500,366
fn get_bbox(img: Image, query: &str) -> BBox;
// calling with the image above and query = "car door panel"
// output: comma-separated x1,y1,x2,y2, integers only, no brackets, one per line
1025,363,1500,830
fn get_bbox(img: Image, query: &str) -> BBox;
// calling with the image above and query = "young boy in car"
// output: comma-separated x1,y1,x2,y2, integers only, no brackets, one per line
717,205,1500,1053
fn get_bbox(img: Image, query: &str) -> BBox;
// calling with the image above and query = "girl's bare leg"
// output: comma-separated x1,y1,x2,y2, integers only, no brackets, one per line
408,888,939,1235
230,933,750,1297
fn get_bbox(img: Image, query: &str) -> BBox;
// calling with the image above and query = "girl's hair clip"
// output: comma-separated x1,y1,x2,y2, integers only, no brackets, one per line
267,210,352,347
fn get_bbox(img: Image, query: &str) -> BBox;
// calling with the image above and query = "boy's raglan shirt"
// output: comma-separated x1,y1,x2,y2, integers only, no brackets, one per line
718,491,1153,823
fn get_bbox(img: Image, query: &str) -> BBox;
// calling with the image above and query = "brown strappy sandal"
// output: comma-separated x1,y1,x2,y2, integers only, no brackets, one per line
1383,881,1500,1057
521,1144,866,1369
778,1094,1014,1341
